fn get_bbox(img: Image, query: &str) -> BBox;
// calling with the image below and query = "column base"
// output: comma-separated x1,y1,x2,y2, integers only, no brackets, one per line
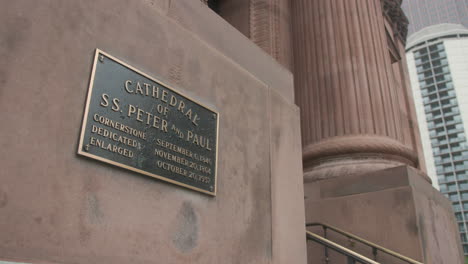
305,166,463,264
303,135,420,182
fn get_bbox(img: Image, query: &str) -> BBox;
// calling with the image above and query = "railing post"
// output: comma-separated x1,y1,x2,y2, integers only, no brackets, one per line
372,247,378,261
323,226,329,264
348,236,356,248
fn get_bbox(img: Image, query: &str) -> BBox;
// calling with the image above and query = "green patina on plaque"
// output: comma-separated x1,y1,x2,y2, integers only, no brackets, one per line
78,49,219,196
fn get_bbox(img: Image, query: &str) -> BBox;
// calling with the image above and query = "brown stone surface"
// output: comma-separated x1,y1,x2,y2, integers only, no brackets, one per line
305,166,463,264
269,91,307,264
0,1,306,263
217,0,251,37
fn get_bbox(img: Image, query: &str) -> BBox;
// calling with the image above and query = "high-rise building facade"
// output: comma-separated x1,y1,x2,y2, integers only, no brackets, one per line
406,24,468,254
402,0,468,36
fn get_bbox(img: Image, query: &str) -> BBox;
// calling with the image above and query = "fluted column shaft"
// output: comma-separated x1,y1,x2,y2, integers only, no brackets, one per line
291,0,419,180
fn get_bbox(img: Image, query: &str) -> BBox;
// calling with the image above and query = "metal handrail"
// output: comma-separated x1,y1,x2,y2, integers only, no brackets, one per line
307,223,423,264
306,231,380,264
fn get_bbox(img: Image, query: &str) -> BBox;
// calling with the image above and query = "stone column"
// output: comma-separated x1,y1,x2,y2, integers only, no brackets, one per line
291,0,420,181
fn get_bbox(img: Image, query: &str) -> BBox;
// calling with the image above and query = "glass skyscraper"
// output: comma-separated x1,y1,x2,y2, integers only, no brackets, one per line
402,0,468,36
406,24,468,255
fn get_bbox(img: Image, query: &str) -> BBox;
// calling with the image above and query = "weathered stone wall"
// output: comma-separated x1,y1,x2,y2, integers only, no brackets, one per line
0,1,306,263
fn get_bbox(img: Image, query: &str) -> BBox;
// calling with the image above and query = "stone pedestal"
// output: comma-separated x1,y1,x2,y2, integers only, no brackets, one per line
305,166,464,264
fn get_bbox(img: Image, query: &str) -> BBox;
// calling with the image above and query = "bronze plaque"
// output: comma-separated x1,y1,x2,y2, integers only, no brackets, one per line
78,49,219,196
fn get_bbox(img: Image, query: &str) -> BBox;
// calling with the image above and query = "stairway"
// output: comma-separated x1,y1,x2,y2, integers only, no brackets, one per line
306,223,423,264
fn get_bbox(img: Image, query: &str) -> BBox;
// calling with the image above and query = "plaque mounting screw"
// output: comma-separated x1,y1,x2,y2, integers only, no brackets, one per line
210,186,213,191
85,144,90,151
212,114,216,119
99,55,104,62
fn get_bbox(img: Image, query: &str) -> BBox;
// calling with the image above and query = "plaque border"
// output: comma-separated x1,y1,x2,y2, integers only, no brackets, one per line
78,49,219,196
